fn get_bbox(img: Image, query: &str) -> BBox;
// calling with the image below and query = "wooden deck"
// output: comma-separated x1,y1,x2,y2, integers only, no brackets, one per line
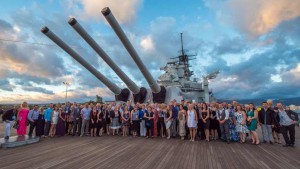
0,123,299,169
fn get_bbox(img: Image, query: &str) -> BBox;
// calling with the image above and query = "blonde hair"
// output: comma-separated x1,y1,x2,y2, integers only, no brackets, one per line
21,101,28,108
267,100,273,104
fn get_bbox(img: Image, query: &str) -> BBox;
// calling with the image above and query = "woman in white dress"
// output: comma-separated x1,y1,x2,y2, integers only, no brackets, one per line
187,104,198,142
49,106,59,137
234,105,249,143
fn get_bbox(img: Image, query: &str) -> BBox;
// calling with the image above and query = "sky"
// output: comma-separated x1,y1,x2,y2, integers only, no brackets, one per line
0,0,300,104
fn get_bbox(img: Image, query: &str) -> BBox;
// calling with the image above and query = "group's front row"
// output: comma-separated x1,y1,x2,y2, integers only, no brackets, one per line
2,100,298,148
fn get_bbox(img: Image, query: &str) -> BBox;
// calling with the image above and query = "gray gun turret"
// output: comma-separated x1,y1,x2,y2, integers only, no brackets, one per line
68,18,140,95
41,27,122,95
101,7,161,94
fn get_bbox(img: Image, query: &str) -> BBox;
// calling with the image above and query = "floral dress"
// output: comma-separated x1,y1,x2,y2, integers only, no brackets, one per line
228,109,240,141
178,110,186,136
234,111,249,133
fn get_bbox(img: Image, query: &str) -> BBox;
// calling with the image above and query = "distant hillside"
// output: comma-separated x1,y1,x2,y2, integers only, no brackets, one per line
218,97,300,106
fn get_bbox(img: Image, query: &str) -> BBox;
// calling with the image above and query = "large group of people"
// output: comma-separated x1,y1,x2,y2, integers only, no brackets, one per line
2,99,298,147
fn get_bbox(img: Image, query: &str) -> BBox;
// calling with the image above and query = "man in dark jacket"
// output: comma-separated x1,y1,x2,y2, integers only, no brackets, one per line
258,102,275,144
73,104,82,136
276,103,299,147
3,106,18,139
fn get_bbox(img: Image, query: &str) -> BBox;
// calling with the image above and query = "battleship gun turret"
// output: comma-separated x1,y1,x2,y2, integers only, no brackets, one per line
41,7,218,104
41,27,130,101
101,7,167,103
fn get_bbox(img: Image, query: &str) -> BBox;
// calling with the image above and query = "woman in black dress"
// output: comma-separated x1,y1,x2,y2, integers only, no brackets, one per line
97,108,105,136
105,105,112,135
201,103,210,142
56,105,66,137
209,103,218,140
36,107,45,137
90,107,98,137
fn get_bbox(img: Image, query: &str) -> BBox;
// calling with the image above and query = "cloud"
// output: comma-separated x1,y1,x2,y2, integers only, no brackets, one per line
0,79,14,91
78,0,142,24
210,37,249,56
0,19,13,31
205,0,300,38
140,35,154,52
22,86,54,95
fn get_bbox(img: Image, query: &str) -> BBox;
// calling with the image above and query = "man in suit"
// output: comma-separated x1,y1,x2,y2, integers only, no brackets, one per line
73,104,82,136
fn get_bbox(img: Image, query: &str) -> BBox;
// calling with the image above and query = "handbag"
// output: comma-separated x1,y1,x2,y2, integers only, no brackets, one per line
246,120,251,126
13,120,20,129
146,121,150,127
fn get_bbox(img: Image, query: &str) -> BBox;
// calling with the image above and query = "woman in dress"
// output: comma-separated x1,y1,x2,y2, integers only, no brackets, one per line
56,105,66,137
121,106,130,136
165,105,173,139
228,104,240,142
201,103,210,142
17,101,30,136
131,105,140,137
157,104,166,138
105,105,112,135
234,105,249,143
152,104,159,137
246,103,260,145
209,103,218,140
178,105,186,140
90,107,98,137
67,105,74,135
35,107,45,137
145,106,155,138
187,104,198,142
97,108,105,136
49,106,59,137
110,107,121,136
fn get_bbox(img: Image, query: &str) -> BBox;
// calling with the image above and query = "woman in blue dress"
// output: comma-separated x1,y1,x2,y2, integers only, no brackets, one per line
110,107,121,136
228,104,240,142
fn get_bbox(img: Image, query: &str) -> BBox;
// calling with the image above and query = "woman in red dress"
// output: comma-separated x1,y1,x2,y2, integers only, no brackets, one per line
17,102,30,136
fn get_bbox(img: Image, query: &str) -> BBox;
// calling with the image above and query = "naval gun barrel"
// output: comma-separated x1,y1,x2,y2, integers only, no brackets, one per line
101,7,161,94
68,18,140,94
41,26,122,95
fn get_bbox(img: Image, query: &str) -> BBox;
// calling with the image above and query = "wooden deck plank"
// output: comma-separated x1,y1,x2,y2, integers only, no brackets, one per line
0,124,299,169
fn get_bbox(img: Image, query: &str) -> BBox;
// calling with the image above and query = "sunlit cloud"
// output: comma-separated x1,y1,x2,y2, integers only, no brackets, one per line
205,0,300,38
78,0,142,24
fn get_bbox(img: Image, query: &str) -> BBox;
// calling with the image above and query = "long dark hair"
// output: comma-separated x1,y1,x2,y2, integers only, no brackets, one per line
249,103,256,111
201,102,208,111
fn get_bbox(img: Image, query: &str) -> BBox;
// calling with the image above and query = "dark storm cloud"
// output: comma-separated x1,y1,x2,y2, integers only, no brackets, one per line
210,37,249,56
0,79,14,91
22,86,54,95
0,19,13,31
7,71,60,86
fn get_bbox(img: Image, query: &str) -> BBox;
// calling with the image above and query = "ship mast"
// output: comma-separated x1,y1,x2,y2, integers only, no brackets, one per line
179,33,195,81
